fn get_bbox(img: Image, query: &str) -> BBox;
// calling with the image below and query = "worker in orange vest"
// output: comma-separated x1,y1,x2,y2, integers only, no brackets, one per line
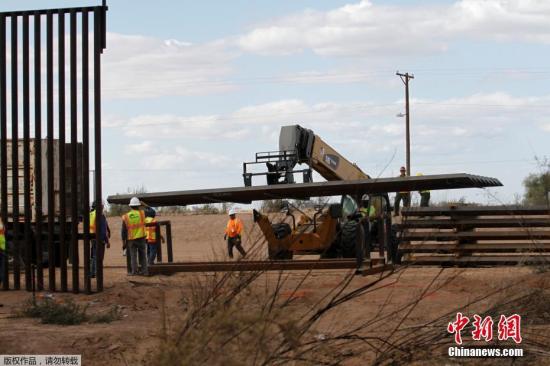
0,216,5,285
145,209,164,265
121,197,148,276
224,208,246,259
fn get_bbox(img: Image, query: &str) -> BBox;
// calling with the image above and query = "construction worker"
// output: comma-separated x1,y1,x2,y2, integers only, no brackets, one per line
394,166,410,216
224,208,246,259
416,173,431,207
0,216,5,285
89,200,111,278
145,209,164,265
359,195,378,246
359,195,377,220
121,197,148,276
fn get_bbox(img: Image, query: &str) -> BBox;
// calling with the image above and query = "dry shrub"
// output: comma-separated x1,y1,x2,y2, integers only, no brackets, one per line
19,298,122,325
151,264,396,366
20,298,88,325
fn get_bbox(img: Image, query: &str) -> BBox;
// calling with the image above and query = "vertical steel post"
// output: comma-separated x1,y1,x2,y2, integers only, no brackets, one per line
155,223,161,262
94,7,104,291
0,5,107,293
58,12,67,292
156,224,162,262
22,14,32,291
81,10,91,294
0,15,7,290
166,222,173,263
34,12,44,291
46,12,55,291
11,15,21,290
70,10,79,293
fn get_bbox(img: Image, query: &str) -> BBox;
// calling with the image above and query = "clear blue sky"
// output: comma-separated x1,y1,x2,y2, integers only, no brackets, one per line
2,0,549,205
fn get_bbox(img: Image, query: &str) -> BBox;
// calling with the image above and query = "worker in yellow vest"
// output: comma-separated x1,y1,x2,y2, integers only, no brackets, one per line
416,173,431,207
359,195,379,248
0,217,5,285
89,201,111,278
121,197,148,276
224,208,246,259
394,166,410,216
145,210,164,265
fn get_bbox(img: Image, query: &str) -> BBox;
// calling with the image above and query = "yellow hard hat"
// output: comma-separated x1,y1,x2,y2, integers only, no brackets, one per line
416,173,423,176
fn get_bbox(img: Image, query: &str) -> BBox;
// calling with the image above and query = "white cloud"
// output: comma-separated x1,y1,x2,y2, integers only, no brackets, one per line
121,143,232,171
125,141,153,154
110,92,550,144
103,33,236,99
146,147,231,170
237,0,550,57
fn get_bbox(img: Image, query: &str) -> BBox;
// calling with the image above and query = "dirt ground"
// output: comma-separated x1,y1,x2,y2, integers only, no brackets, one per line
1,214,549,365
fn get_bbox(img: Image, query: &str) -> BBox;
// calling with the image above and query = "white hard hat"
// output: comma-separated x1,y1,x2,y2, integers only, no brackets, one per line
228,208,237,216
129,197,141,207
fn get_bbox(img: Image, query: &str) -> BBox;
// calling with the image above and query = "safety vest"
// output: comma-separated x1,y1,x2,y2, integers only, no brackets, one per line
359,206,376,219
420,188,430,194
225,218,243,238
145,217,157,244
122,209,146,240
0,218,5,252
90,210,97,234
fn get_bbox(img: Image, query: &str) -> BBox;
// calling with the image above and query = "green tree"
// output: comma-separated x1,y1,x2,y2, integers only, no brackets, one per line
523,172,550,206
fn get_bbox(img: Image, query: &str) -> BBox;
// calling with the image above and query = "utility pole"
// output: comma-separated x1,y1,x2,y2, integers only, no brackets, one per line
396,71,414,176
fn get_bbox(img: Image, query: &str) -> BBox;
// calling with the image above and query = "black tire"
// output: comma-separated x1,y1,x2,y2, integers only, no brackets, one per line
340,220,363,259
268,223,293,260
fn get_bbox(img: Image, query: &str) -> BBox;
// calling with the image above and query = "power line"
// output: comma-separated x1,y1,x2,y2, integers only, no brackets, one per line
98,66,550,92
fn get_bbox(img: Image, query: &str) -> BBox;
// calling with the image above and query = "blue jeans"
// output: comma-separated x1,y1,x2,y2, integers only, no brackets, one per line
90,240,105,277
147,243,158,266
128,237,148,275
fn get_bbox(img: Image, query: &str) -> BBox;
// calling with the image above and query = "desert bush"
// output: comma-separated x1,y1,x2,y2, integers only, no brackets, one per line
20,298,88,325
159,206,189,215
19,299,122,325
192,204,220,215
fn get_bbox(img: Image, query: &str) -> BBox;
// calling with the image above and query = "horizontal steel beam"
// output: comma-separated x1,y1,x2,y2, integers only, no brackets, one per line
0,6,105,17
396,218,550,229
402,206,550,217
403,255,550,265
107,173,502,207
402,231,550,241
399,242,550,253
149,258,388,274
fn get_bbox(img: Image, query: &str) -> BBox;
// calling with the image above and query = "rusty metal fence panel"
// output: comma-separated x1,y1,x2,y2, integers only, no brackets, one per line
0,3,107,293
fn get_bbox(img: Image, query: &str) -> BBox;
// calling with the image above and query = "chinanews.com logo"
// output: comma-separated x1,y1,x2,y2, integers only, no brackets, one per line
447,312,524,358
